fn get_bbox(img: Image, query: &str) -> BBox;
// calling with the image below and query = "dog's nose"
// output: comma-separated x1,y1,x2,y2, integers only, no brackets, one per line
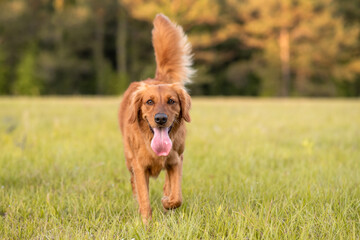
154,113,168,125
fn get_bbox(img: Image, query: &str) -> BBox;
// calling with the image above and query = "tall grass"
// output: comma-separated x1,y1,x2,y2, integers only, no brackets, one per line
0,98,359,239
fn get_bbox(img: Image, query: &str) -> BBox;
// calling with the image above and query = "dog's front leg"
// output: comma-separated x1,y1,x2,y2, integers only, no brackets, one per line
163,171,171,198
133,166,151,223
162,155,183,210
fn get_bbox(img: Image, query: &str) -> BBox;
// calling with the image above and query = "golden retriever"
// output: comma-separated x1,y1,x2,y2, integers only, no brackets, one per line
118,14,194,223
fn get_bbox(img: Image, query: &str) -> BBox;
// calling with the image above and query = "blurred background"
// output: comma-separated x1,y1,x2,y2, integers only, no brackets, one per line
0,0,359,97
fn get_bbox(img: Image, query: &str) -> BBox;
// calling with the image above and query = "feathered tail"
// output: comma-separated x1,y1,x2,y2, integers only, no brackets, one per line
152,14,194,84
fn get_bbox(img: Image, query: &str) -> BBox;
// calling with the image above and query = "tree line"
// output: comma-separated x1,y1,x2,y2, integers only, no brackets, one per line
0,0,359,96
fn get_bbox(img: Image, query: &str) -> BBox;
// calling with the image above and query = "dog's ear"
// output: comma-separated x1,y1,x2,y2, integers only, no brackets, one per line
128,90,143,124
176,86,191,122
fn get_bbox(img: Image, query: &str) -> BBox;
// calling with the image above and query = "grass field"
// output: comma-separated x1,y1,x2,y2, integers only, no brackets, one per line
0,97,359,239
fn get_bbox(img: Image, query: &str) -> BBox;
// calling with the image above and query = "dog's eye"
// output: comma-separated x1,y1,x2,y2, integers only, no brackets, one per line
146,99,154,105
167,99,175,105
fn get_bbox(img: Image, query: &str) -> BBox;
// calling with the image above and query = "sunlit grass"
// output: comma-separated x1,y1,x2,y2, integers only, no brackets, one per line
0,97,359,239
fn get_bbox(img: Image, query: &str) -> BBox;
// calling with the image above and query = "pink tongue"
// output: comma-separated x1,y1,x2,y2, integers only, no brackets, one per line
151,128,172,156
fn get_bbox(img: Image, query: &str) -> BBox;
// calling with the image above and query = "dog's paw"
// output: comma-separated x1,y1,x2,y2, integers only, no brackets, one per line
161,196,182,210
141,215,152,225
139,207,152,225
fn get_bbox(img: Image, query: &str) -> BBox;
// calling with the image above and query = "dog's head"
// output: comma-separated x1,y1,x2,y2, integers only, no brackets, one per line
128,83,191,156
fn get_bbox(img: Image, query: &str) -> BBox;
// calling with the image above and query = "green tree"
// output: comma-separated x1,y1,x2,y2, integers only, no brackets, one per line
12,45,42,95
116,0,129,93
334,0,360,96
0,46,9,94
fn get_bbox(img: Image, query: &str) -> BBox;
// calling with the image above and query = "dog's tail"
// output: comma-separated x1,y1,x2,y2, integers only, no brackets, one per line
152,14,194,85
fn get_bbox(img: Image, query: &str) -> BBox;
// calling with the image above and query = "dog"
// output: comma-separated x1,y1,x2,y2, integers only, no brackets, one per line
118,14,194,223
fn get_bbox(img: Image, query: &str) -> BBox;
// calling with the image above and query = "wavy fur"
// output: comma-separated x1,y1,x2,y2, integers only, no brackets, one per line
152,14,194,84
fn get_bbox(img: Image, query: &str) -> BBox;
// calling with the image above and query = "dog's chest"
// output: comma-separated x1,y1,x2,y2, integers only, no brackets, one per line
148,157,167,177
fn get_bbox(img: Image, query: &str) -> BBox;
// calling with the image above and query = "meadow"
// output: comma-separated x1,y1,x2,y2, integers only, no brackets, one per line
0,97,359,239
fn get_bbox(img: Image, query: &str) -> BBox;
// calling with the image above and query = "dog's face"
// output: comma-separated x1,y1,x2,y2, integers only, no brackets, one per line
129,83,191,127
128,83,191,156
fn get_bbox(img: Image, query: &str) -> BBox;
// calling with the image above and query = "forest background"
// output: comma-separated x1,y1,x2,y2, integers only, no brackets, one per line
0,0,359,97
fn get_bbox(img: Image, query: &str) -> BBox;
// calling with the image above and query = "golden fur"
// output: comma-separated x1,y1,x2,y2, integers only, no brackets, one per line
118,14,193,223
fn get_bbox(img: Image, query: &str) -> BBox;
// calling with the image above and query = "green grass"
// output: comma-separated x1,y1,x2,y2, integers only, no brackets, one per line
0,97,359,239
